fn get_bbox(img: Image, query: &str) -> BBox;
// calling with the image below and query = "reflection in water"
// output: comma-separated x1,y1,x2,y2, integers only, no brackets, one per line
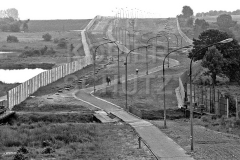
0,69,46,83
0,52,14,54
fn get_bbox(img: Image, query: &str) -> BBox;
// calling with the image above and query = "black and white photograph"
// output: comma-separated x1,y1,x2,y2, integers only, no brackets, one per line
0,0,240,159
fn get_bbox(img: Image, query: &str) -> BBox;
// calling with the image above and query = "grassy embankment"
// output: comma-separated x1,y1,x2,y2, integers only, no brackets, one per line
0,19,90,70
0,19,90,96
93,18,191,119
0,114,154,160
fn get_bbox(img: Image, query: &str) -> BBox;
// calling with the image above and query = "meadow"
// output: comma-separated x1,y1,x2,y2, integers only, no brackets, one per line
27,19,91,32
197,15,240,23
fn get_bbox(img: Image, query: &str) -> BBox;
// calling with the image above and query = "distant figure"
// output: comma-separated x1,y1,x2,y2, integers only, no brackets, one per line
136,68,139,75
106,76,111,86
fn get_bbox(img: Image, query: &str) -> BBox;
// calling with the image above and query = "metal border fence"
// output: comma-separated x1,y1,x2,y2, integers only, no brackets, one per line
6,15,98,110
7,57,92,110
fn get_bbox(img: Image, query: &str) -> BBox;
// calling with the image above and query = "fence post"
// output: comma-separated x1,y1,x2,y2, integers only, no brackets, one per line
217,90,220,116
227,98,229,118
138,137,141,149
210,86,212,113
6,91,9,110
236,97,239,120
193,84,196,102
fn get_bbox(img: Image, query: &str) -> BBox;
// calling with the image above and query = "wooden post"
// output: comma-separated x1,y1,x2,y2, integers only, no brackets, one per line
227,98,229,118
138,137,141,149
6,91,9,110
216,90,220,116
236,98,239,120
193,84,196,103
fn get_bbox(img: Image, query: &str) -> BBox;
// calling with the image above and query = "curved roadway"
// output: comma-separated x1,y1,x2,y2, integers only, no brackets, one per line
74,18,194,160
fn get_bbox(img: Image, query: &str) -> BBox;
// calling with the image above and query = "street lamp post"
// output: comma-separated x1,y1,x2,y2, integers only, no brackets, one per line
189,38,233,151
103,37,121,84
124,45,151,111
121,27,131,50
147,34,169,75
94,41,119,93
157,32,179,67
141,32,153,44
162,45,193,128
158,31,179,47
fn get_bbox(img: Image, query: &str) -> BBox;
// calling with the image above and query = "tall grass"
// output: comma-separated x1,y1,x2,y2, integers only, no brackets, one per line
0,123,97,148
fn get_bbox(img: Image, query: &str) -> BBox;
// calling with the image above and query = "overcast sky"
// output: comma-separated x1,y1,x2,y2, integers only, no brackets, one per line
0,0,239,20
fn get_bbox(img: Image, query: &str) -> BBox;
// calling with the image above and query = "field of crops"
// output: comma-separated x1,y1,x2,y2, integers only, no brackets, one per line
28,19,91,32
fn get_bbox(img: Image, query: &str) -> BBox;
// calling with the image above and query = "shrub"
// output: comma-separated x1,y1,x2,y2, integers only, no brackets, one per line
53,38,59,43
201,115,211,122
10,22,21,32
186,17,194,27
7,35,19,43
57,38,67,48
235,119,240,127
42,33,52,41
19,46,56,57
46,47,56,55
1,24,10,31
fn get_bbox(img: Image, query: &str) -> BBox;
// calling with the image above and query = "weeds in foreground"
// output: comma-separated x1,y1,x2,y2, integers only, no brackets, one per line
0,123,97,148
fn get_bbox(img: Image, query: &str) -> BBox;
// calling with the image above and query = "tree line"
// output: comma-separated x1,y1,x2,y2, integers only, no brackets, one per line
196,9,240,17
0,8,30,32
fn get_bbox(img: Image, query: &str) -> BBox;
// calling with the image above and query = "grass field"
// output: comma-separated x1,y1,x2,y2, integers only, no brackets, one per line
94,53,190,120
197,15,240,23
27,19,91,32
0,122,154,159
0,30,85,70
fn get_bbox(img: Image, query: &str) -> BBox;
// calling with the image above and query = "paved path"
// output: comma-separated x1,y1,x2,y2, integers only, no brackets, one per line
74,18,194,159
74,80,194,159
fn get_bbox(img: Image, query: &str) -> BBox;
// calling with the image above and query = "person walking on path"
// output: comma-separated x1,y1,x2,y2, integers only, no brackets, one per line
106,76,111,86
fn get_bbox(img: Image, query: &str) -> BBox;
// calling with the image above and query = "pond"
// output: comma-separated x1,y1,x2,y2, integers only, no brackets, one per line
0,68,46,83
0,51,15,54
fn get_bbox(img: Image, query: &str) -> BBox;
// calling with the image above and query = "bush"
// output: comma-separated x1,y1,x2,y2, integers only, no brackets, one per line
1,24,10,31
201,115,211,122
57,38,67,48
19,46,56,57
53,38,59,43
10,22,21,32
7,35,19,43
186,17,194,27
42,33,52,41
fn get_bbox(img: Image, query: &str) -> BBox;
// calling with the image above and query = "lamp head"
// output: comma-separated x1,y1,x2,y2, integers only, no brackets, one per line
102,37,109,41
219,38,233,44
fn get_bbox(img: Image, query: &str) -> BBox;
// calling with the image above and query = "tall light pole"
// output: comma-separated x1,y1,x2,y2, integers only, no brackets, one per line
103,37,121,84
141,32,153,44
94,41,119,93
162,45,193,128
158,31,179,47
189,38,233,151
158,31,179,67
121,27,131,49
124,45,151,111
147,34,169,74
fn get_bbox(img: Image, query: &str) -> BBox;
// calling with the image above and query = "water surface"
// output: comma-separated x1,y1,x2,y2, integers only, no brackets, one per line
0,68,46,83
